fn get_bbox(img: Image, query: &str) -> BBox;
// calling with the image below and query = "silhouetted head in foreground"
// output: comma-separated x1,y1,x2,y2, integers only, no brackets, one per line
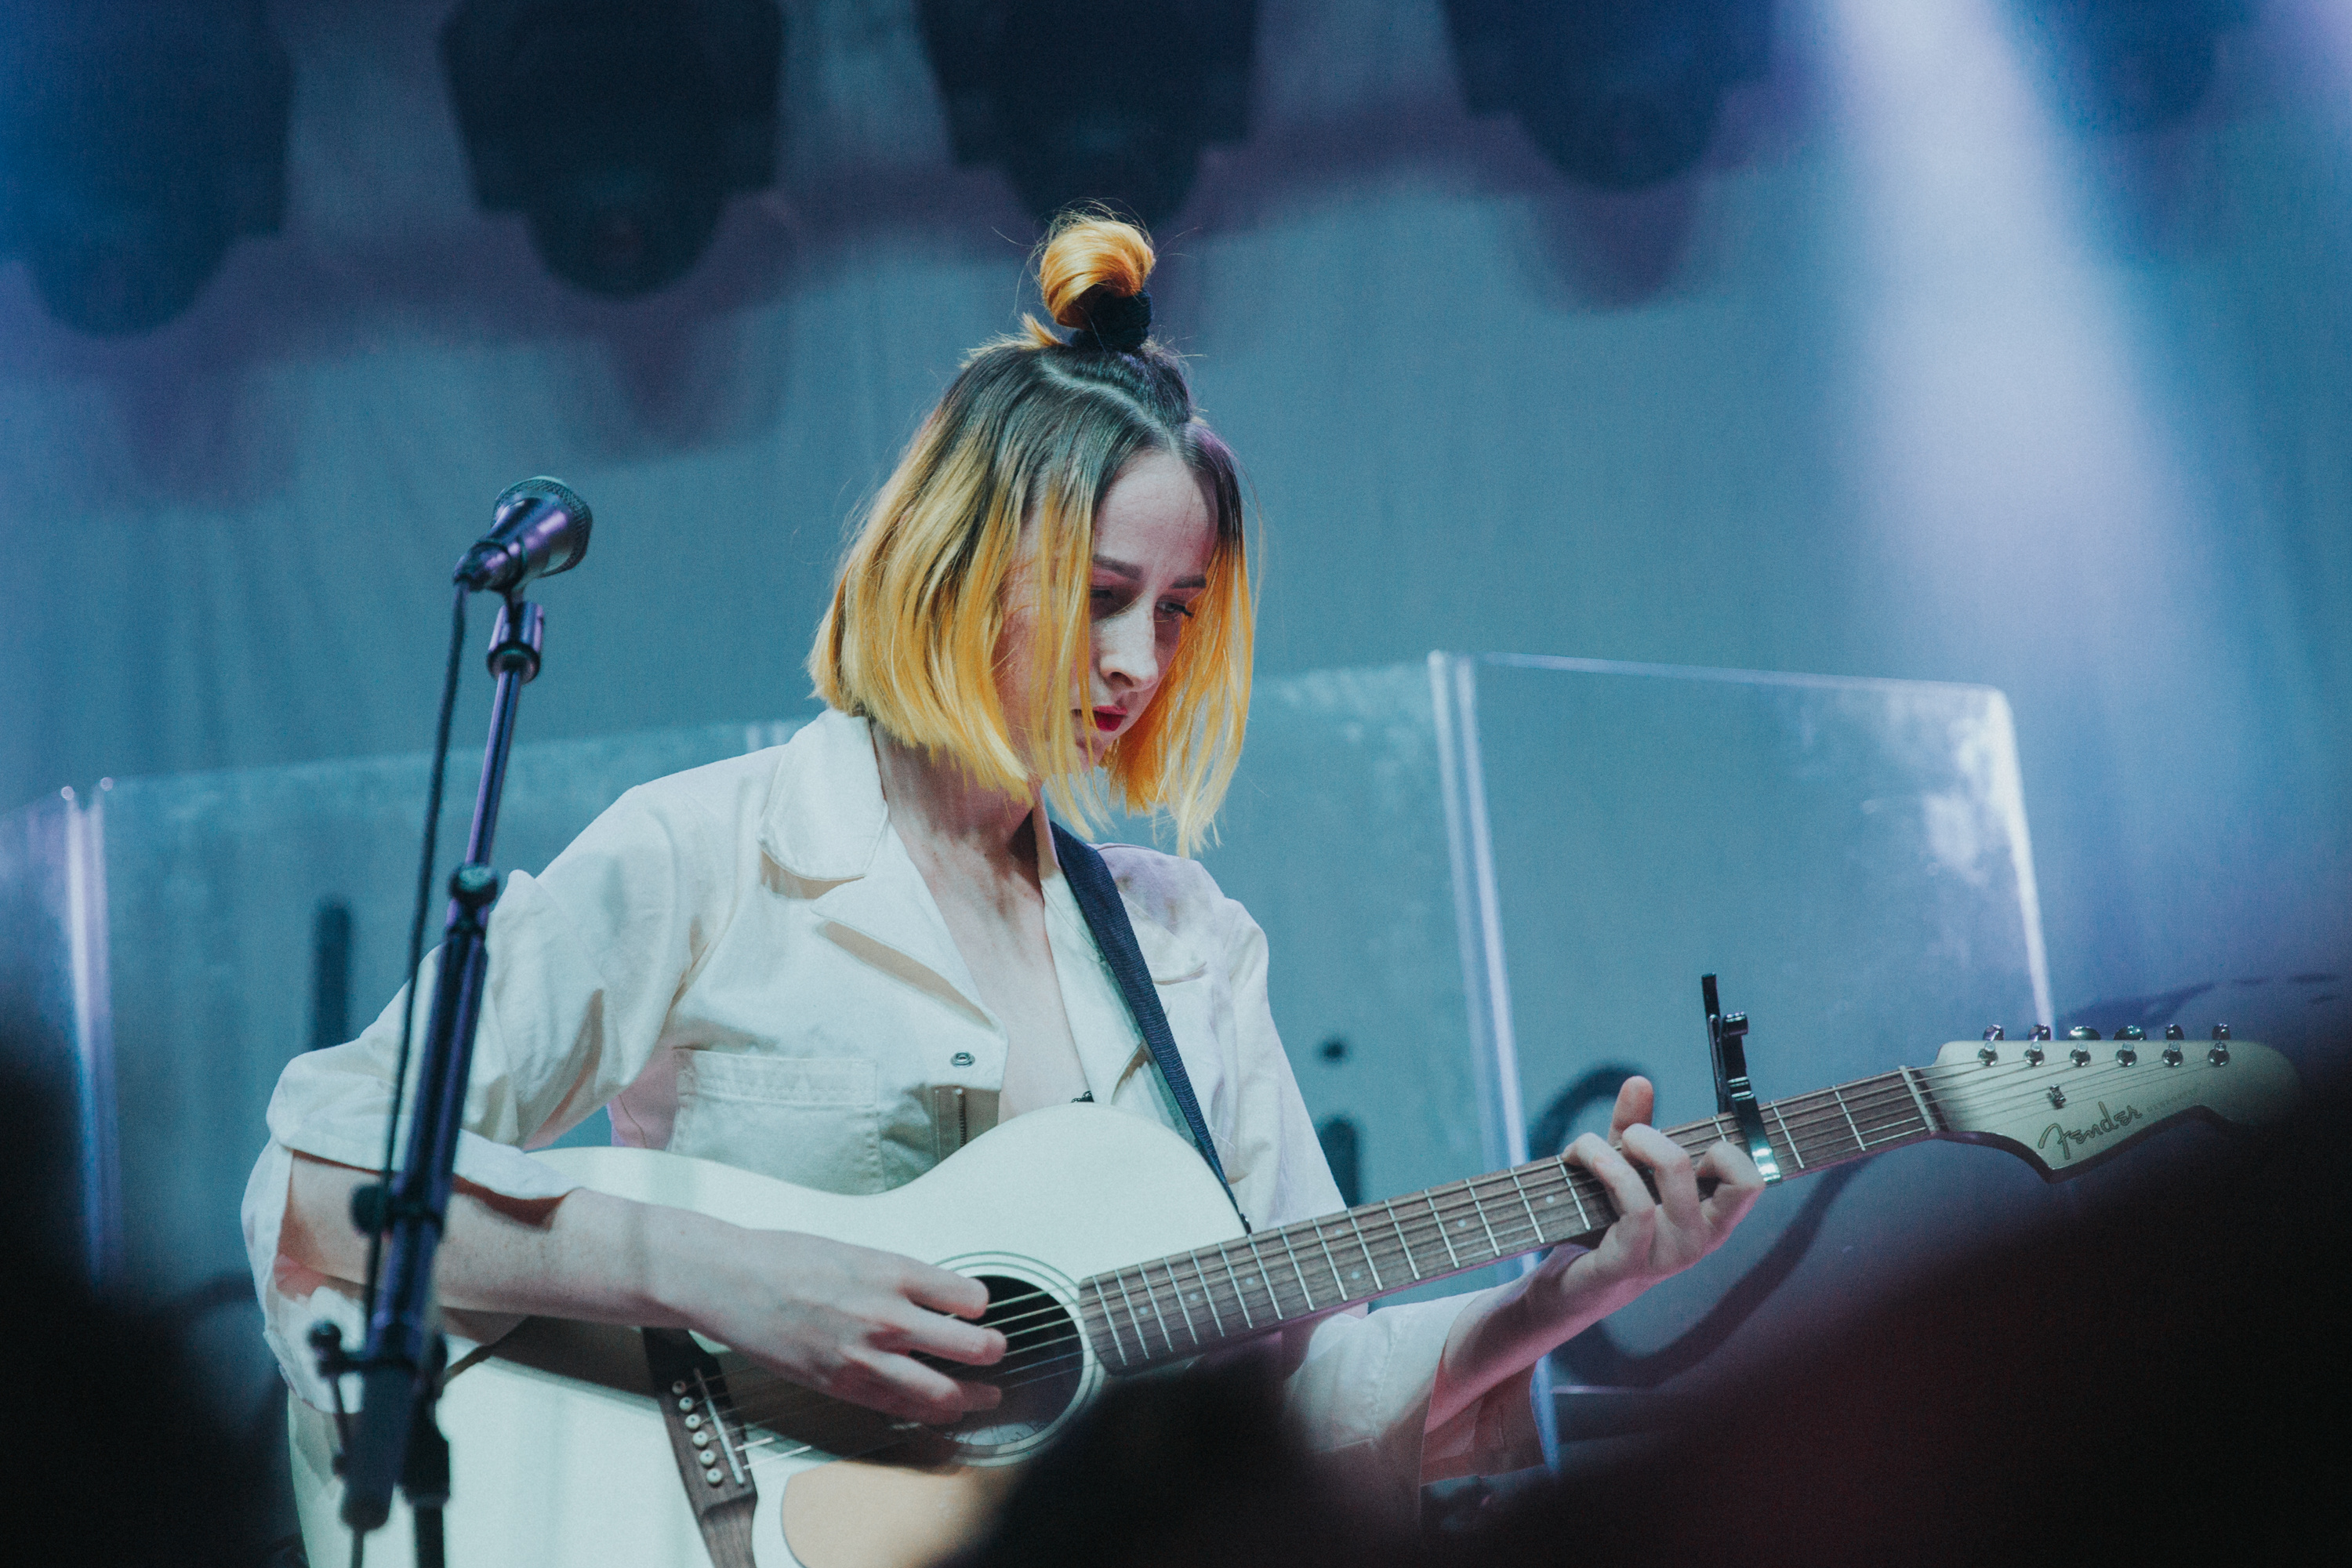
0,1041,274,1566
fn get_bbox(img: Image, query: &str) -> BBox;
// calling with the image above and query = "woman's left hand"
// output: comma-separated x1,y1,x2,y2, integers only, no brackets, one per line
1427,1075,1765,1432
1524,1074,1765,1323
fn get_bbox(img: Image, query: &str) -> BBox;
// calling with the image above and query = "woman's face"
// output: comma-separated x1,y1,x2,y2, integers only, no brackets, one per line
999,448,1217,770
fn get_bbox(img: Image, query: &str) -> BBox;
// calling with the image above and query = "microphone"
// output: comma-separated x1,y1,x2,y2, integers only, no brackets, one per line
453,477,593,593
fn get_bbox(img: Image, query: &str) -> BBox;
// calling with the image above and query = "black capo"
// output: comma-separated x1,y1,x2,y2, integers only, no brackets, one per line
1704,975,1782,1184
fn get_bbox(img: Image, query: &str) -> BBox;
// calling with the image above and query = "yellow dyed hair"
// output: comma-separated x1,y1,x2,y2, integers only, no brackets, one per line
809,212,1253,855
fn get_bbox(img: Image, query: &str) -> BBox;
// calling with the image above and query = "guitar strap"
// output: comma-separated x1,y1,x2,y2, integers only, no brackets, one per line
1051,824,1250,1232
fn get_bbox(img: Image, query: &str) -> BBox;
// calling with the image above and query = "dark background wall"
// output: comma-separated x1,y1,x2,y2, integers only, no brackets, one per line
4,0,2346,1056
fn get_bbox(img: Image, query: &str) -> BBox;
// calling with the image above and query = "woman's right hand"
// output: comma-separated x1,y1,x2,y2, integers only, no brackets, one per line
674,1222,1006,1425
283,1156,1004,1427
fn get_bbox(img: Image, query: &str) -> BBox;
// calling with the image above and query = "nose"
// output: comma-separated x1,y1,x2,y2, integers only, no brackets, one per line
1094,600,1160,695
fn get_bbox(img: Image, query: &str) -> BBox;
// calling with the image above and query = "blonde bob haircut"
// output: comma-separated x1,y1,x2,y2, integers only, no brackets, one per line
810,213,1252,855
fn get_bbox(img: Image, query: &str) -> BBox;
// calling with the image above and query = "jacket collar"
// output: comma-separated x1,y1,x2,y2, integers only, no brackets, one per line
757,707,894,884
753,710,988,1024
754,708,1210,1041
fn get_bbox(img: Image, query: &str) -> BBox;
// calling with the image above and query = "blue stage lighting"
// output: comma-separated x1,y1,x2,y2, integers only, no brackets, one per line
0,2,289,336
442,0,782,299
1443,0,1773,191
916,0,1257,229
2023,0,2246,134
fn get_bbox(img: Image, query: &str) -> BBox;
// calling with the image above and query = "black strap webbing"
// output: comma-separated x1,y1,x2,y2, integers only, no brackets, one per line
1052,825,1248,1231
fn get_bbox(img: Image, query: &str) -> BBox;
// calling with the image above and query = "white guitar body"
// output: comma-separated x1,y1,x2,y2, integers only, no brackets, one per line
291,1103,1247,1568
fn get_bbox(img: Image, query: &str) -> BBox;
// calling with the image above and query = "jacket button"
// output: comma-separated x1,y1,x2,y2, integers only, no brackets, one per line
950,1051,975,1068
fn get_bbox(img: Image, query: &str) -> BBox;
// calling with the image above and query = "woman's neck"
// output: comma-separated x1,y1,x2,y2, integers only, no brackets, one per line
871,727,1043,871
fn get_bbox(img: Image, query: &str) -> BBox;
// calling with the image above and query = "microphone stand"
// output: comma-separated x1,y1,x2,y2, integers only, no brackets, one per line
315,595,546,1563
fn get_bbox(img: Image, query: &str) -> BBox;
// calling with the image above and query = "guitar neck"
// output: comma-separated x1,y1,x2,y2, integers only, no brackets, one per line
1078,1065,1946,1373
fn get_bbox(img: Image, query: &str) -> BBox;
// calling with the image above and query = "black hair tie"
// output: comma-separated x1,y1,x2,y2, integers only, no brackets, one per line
1079,289,1152,353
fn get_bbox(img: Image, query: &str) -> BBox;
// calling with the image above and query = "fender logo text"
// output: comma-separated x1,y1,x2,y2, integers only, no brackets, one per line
2038,1101,2143,1163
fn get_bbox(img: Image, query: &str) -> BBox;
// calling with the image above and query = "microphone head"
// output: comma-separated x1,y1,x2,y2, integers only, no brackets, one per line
457,475,593,591
492,476,592,578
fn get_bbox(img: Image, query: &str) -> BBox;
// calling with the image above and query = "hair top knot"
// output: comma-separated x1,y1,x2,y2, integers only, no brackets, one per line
1025,210,1157,352
1079,288,1152,352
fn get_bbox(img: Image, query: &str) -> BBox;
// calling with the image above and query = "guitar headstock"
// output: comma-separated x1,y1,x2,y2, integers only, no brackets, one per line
1929,1025,2299,1179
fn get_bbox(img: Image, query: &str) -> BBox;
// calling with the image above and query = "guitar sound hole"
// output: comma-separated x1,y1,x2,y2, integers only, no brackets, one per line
942,1274,1085,1457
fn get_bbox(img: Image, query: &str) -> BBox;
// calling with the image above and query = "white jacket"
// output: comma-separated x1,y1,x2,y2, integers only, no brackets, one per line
242,708,1539,1520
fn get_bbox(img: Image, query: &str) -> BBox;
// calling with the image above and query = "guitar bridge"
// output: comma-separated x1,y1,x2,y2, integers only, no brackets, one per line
644,1328,759,1568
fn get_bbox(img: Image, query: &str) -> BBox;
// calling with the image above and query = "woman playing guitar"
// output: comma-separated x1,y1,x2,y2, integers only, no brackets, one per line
245,213,1763,1539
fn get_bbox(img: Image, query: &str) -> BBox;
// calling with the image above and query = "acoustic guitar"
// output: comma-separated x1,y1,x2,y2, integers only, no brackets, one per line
290,1030,2297,1568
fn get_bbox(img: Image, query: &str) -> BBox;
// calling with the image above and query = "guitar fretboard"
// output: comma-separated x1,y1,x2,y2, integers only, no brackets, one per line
1077,1066,1947,1373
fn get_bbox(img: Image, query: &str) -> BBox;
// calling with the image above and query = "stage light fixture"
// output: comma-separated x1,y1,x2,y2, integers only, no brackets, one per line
0,2,290,336
2024,0,2245,134
441,0,782,299
1442,0,1771,191
915,0,1256,229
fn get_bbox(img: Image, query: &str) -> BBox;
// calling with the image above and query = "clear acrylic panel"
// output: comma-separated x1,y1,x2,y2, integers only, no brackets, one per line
0,786,118,1281
1439,653,2069,1378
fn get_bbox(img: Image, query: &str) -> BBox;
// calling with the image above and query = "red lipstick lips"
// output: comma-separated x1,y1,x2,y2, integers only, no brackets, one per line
1092,707,1124,733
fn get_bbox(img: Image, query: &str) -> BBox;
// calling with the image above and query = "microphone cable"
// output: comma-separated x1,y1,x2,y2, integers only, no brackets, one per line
358,582,470,1367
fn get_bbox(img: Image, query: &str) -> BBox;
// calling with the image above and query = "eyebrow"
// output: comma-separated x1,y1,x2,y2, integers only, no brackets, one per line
1093,555,1209,590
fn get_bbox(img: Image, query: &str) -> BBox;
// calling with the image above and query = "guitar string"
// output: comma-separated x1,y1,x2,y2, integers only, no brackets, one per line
1073,1058,2191,1369
775,1062,2107,1378
713,1091,1940,1425
724,1058,2169,1409
683,1058,2206,1432
724,1081,1957,1448
722,1078,1944,1414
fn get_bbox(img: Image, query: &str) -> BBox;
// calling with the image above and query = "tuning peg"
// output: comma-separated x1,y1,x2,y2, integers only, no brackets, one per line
1720,1012,1749,1040
1983,1025,2005,1040
2162,1037,2183,1067
2067,1026,2101,1040
2024,1040,2046,1065
2116,1025,2146,1042
2209,1023,2230,1066
2116,1043,2139,1065
2211,1023,2230,1040
2030,1024,2053,1041
2164,1025,2185,1040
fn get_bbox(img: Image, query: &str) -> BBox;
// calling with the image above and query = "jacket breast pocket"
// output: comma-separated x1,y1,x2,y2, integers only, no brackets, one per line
669,1052,884,1195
